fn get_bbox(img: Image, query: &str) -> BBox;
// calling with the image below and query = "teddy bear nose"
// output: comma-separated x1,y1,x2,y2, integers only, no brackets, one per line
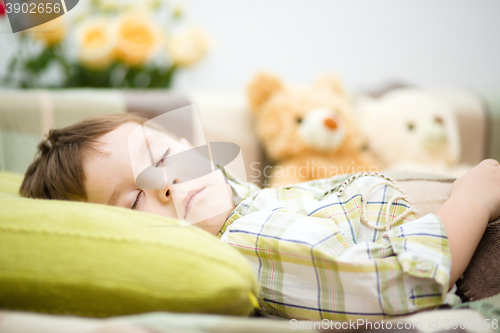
418,119,448,151
324,117,338,130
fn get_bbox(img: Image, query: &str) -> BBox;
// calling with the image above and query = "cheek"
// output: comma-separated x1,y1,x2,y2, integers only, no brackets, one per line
142,202,180,219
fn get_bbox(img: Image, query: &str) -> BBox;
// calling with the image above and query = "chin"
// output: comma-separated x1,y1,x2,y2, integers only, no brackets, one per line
189,208,233,236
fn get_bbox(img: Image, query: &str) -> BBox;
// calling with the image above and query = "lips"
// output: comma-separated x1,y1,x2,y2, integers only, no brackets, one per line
183,188,205,218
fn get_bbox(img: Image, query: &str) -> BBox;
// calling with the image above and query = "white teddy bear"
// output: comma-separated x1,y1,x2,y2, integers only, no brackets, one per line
357,88,472,177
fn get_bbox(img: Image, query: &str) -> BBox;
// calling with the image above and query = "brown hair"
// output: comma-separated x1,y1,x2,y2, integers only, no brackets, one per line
20,113,148,201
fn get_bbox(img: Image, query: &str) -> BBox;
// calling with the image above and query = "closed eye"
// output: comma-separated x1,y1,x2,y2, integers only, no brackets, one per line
155,148,171,167
131,148,170,210
131,190,143,210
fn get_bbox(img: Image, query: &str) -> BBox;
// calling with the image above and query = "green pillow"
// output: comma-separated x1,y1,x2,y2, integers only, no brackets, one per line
0,170,23,197
0,171,259,317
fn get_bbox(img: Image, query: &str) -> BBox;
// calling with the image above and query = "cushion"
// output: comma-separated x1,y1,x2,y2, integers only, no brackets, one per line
0,171,259,317
0,171,23,197
455,217,500,302
387,171,455,218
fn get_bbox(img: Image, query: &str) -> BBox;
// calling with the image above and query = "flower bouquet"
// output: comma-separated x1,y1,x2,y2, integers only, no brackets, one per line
0,0,211,88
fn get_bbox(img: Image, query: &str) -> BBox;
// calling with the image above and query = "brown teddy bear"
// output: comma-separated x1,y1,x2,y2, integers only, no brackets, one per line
247,72,380,187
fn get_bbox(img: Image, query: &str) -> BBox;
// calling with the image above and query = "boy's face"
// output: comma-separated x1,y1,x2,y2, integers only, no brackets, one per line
83,122,235,235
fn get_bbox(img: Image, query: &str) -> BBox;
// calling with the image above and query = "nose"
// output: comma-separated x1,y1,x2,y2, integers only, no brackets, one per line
324,117,338,130
298,108,346,152
158,187,173,204
154,174,180,204
417,118,448,151
153,183,173,205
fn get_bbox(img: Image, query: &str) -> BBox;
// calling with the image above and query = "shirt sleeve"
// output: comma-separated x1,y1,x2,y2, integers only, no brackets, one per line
220,210,459,321
384,213,454,309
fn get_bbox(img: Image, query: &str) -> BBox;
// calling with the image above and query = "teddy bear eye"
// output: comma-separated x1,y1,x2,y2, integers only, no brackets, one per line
296,117,303,124
407,122,415,131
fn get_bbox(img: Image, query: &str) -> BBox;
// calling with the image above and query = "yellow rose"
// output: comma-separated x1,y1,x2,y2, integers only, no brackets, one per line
114,13,163,67
76,18,116,69
29,17,66,47
167,26,211,67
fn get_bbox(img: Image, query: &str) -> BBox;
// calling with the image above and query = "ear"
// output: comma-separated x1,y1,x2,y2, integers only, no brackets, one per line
314,74,346,96
356,96,381,134
356,96,378,115
247,72,282,113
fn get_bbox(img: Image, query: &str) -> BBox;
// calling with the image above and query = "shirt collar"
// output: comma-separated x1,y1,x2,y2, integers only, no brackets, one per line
215,164,261,239
216,164,260,205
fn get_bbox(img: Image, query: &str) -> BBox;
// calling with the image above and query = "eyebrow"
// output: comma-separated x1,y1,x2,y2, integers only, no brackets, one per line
155,148,171,167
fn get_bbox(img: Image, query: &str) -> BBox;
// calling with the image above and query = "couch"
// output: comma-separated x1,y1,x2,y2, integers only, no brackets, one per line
1,88,500,333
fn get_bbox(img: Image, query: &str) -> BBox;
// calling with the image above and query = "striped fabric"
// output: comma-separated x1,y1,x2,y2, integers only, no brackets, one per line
217,168,460,321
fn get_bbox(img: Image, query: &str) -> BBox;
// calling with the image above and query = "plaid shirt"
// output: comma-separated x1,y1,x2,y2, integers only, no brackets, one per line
217,169,460,321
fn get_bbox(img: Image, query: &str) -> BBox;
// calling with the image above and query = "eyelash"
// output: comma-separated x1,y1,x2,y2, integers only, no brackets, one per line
131,191,143,210
131,148,171,210
155,148,171,167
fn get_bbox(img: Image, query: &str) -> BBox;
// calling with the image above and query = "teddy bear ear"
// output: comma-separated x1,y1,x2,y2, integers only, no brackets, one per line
314,74,346,96
356,96,378,115
247,72,282,112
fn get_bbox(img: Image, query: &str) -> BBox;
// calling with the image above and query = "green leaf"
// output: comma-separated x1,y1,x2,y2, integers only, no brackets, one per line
149,65,175,88
8,57,19,71
24,47,55,73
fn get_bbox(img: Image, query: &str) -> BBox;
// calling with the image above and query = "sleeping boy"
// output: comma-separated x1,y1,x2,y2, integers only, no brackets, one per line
20,113,500,321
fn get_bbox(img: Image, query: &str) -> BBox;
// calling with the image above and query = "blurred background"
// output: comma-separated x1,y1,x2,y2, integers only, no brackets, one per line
174,0,500,96
0,0,498,93
0,0,499,183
